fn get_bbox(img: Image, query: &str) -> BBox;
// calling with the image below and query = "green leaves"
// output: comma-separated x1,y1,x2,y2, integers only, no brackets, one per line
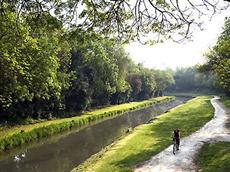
154,69,175,95
0,9,72,115
201,17,230,95
0,3,184,120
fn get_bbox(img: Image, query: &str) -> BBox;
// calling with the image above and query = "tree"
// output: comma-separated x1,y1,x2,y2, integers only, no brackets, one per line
0,8,72,118
199,17,230,95
109,46,132,104
154,69,175,96
65,31,122,111
213,60,230,94
170,67,216,93
137,66,156,100
0,0,229,43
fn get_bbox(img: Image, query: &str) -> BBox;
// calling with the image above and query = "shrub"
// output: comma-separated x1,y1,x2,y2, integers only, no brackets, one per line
0,96,174,151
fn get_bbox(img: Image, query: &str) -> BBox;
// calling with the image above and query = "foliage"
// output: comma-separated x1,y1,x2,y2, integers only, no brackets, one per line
72,96,214,172
0,6,175,126
0,96,174,151
64,31,175,111
196,142,230,172
169,67,217,93
0,0,228,43
65,35,119,111
0,9,72,118
138,68,157,100
127,66,174,101
220,95,230,109
154,69,175,96
200,17,230,95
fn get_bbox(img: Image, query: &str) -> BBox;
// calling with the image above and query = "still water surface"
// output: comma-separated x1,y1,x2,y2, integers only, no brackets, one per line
0,97,189,172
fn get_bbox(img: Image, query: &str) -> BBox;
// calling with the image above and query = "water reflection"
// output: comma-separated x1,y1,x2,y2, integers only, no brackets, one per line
0,97,189,172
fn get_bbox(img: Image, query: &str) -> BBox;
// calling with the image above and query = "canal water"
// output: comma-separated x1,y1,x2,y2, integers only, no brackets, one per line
0,97,190,172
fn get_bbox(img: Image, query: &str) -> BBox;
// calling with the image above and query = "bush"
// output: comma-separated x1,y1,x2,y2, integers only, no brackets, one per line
0,96,174,151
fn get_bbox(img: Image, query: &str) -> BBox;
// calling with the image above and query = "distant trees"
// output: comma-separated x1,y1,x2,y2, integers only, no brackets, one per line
128,66,156,101
199,17,230,96
154,70,175,96
65,33,175,112
138,68,157,100
0,8,175,120
2,0,228,121
169,67,216,93
65,34,121,111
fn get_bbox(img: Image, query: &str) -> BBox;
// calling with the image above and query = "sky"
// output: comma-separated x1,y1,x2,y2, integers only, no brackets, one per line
125,10,230,70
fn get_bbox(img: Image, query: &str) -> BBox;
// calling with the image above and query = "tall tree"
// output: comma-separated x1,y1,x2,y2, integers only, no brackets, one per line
154,69,175,96
0,8,72,118
200,17,230,95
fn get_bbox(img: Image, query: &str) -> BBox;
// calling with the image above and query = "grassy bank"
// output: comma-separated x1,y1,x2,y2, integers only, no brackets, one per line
220,95,230,109
194,95,230,172
72,96,214,172
196,142,230,172
0,96,174,151
166,92,216,97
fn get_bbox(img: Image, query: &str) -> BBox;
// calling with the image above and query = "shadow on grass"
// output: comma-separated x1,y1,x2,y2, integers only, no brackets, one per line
74,97,213,172
110,140,171,171
109,101,213,171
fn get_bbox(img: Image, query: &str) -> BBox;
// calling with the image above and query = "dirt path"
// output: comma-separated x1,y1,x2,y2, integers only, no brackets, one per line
134,96,230,172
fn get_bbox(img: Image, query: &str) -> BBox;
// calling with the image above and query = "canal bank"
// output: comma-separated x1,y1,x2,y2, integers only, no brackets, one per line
0,97,174,152
0,97,189,172
72,96,213,172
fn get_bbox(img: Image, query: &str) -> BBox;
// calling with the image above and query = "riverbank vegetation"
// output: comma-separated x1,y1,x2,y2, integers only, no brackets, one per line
196,141,230,172
194,96,230,172
72,96,214,172
220,96,230,109
0,1,230,171
199,17,230,96
167,18,230,97
0,4,175,125
1,2,228,125
167,67,217,94
0,96,173,151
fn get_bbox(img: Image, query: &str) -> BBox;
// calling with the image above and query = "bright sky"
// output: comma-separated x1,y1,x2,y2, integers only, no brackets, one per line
125,10,230,70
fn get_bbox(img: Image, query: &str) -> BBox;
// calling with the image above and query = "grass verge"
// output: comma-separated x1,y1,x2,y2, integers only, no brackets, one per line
166,92,216,97
220,95,230,109
0,96,174,151
72,96,214,172
196,141,230,172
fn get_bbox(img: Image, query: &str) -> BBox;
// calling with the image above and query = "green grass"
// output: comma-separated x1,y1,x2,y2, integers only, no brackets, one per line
220,95,230,109
166,92,216,97
0,96,174,151
196,142,230,172
194,95,230,172
72,96,214,172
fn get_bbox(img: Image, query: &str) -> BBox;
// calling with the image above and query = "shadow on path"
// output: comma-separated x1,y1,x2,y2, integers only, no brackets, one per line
135,96,230,172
